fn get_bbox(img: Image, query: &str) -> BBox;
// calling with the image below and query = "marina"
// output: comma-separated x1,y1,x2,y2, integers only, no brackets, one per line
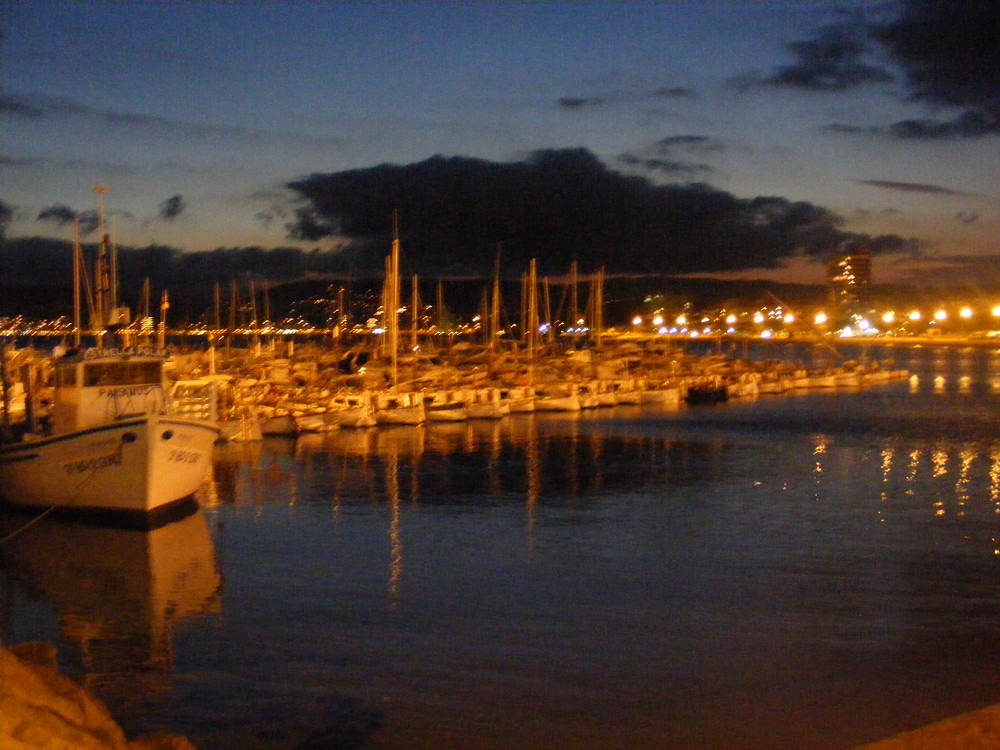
2,341,1000,748
6,2,1000,747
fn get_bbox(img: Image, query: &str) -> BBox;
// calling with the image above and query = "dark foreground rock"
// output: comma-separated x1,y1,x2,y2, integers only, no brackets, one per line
0,641,197,750
855,704,1000,750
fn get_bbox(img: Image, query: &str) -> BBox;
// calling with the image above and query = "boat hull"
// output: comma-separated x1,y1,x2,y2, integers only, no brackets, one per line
0,416,218,528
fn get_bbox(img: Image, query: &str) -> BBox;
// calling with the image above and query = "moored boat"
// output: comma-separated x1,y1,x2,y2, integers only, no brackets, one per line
0,347,218,528
684,379,729,405
534,382,582,412
328,391,378,428
423,389,469,422
467,387,511,419
374,390,426,425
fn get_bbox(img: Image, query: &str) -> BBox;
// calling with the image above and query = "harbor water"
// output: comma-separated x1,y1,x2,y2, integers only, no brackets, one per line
5,342,1000,749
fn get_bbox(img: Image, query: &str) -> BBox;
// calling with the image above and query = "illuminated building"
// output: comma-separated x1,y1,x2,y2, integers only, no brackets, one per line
827,248,871,318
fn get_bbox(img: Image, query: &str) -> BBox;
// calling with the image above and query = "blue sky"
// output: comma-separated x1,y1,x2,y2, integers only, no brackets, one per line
3,1,999,284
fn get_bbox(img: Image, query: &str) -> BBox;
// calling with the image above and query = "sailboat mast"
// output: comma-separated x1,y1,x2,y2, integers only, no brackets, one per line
72,219,82,347
489,253,501,353
591,267,605,348
570,260,579,329
388,211,401,389
110,220,119,315
543,277,554,345
214,282,222,331
93,185,110,346
410,274,419,352
435,280,446,333
527,259,538,361
227,280,237,357
157,290,169,350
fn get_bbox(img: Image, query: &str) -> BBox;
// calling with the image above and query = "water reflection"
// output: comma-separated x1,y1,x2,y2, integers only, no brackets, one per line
205,400,1000,569
0,509,222,715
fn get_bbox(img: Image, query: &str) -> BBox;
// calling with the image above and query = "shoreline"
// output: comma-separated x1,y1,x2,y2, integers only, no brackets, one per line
854,703,1000,749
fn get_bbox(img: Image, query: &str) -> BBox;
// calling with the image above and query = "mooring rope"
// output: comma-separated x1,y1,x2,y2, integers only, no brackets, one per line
0,436,122,546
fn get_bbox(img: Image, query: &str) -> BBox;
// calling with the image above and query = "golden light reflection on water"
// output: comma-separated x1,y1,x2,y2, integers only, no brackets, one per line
525,417,540,538
879,446,894,514
387,445,402,601
956,447,975,515
0,510,222,714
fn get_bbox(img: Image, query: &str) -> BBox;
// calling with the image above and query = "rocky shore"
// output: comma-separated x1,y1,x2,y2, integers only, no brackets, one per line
854,705,1000,750
7,635,1000,749
0,640,196,750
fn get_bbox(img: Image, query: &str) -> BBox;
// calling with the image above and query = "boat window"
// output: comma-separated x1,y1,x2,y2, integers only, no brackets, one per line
55,366,78,387
84,361,162,387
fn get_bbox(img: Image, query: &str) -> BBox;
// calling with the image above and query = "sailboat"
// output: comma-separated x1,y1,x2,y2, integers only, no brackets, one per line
373,213,425,426
0,196,218,527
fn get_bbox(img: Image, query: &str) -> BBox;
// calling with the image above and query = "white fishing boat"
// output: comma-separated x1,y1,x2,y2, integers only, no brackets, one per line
423,389,469,422
294,409,337,433
0,347,218,528
328,391,378,428
640,380,682,407
610,378,642,405
502,385,536,413
575,381,601,409
534,382,582,412
467,386,511,419
374,390,426,425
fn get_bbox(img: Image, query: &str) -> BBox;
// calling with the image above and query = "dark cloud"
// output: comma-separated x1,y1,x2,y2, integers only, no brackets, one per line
0,155,41,167
2,93,247,138
618,135,723,177
36,204,79,226
36,204,101,234
655,135,725,154
875,1,1000,122
826,2,1000,138
618,154,711,177
158,194,187,221
557,87,696,110
558,96,607,109
0,200,12,239
742,2,1000,139
0,95,45,118
833,110,1000,139
856,179,971,196
887,111,998,139
285,148,919,276
733,21,893,92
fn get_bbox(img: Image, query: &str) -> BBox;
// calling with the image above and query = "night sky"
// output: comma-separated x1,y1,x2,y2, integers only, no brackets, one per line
2,1,999,285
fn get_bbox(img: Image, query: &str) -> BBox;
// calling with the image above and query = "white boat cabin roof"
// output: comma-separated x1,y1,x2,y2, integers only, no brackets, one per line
53,347,168,389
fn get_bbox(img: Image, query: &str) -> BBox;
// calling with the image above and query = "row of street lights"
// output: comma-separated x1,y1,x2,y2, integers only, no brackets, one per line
630,303,1000,339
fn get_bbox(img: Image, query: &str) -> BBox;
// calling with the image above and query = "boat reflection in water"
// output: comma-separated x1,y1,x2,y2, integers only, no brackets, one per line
0,507,222,716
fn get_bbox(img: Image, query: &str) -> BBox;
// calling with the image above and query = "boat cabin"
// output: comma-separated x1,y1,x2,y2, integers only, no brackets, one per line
50,349,168,433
